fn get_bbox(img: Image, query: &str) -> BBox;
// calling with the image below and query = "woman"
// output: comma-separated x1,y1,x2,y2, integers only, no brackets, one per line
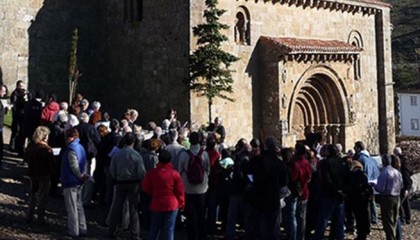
142,150,185,240
25,126,55,224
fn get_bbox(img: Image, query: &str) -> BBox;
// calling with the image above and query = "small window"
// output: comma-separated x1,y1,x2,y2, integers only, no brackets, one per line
411,119,419,130
410,96,417,106
348,31,363,81
351,42,361,80
234,7,250,45
124,0,143,23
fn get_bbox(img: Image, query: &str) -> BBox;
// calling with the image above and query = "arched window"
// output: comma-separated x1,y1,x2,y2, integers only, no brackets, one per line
234,6,250,45
348,31,363,80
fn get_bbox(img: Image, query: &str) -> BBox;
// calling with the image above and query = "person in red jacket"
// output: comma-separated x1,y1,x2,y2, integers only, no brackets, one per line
142,149,185,240
40,93,59,126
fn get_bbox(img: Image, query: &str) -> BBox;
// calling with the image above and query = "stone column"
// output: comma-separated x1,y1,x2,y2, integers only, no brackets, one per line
375,8,395,153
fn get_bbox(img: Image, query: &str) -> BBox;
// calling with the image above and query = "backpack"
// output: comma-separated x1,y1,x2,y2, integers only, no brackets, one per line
186,149,205,184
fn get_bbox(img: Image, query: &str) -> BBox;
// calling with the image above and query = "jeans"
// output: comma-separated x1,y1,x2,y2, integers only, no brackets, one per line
284,197,307,240
284,197,297,240
63,185,87,237
396,217,402,240
148,209,178,240
313,196,345,240
370,195,378,224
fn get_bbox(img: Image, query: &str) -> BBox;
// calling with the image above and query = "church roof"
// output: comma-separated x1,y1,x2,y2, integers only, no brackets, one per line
260,36,363,54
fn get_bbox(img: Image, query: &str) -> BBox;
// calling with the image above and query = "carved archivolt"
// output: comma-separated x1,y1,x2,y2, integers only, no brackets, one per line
288,65,350,132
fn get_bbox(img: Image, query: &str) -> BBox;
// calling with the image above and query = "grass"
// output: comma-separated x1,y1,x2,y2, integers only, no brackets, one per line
4,111,12,127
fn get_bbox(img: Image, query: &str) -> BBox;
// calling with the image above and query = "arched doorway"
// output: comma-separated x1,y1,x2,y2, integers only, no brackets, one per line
289,70,347,145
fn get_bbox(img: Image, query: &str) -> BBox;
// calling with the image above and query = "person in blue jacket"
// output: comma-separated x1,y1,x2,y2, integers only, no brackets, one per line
61,128,90,237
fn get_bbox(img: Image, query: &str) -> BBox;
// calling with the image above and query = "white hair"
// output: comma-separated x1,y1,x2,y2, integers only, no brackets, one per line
60,102,68,111
120,119,129,127
79,112,89,123
92,101,101,110
335,143,343,153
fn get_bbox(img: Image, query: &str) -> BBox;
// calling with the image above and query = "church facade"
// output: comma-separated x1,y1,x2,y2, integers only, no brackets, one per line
190,0,395,153
0,0,394,153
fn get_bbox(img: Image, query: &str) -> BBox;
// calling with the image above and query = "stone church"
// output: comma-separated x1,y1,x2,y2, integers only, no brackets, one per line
0,0,394,153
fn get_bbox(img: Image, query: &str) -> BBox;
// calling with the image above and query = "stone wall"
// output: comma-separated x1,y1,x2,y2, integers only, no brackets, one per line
0,0,43,90
28,0,103,100
102,0,191,125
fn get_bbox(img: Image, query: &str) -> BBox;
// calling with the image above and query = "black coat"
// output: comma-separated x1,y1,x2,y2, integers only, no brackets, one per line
76,122,100,159
249,150,288,212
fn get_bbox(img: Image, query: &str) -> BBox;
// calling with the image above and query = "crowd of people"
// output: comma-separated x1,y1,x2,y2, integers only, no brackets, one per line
0,80,415,240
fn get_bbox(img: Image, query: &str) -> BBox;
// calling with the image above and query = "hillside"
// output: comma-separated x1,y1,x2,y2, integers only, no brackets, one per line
383,0,420,89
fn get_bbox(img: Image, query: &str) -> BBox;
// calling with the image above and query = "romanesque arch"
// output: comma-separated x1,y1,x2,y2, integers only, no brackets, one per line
348,31,363,80
288,65,349,143
234,6,251,45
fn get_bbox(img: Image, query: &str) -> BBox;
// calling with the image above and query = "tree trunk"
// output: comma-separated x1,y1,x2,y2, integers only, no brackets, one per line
208,98,213,125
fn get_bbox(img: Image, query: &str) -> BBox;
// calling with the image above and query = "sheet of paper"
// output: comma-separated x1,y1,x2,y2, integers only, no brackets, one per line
52,148,61,156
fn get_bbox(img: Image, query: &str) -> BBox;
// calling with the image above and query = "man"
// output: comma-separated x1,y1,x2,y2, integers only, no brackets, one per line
393,147,413,225
178,132,210,240
88,101,102,125
207,117,226,144
313,144,350,240
127,109,139,130
0,84,7,169
165,129,185,171
76,112,101,206
61,128,89,237
375,154,403,240
9,80,28,151
354,141,380,225
108,132,146,239
248,137,289,240
17,90,44,158
225,138,251,240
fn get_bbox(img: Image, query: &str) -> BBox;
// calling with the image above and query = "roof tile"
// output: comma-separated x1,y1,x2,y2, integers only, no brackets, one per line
260,36,363,54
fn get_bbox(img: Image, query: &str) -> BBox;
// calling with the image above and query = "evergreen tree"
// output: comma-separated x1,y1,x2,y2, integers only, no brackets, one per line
188,0,239,123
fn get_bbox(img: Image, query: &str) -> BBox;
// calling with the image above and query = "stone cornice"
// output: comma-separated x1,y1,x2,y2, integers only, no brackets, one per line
239,0,390,15
279,53,358,62
260,36,362,62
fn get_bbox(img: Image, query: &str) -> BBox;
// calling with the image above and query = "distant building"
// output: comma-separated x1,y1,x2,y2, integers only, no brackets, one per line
397,86,420,137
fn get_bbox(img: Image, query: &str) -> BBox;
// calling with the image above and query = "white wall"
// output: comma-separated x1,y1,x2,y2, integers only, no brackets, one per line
398,93,420,136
